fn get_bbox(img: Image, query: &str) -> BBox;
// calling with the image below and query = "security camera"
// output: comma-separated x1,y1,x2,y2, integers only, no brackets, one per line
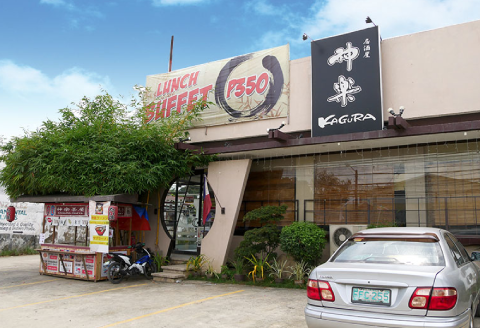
388,109,395,116
302,33,308,41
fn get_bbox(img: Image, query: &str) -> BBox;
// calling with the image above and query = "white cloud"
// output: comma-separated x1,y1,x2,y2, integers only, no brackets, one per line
40,0,75,10
249,0,480,57
151,0,206,6
40,0,66,5
245,0,279,16
302,0,480,41
0,60,114,141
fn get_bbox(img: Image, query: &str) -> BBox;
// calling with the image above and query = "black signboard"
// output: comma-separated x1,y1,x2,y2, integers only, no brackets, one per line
311,26,383,137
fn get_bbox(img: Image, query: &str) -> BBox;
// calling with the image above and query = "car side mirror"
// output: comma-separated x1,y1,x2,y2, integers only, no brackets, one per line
471,251,480,261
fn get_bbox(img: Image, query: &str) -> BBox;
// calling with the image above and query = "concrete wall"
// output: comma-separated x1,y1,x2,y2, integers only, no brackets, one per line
142,188,171,258
187,20,480,143
200,159,252,271
0,186,44,251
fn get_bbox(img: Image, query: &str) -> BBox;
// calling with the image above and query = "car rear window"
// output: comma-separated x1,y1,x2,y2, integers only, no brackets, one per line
331,238,445,266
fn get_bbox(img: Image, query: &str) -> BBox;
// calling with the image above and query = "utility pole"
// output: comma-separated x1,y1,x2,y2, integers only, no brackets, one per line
169,36,174,72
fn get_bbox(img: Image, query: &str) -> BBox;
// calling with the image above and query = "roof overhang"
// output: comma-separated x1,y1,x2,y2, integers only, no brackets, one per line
175,120,480,159
12,194,139,204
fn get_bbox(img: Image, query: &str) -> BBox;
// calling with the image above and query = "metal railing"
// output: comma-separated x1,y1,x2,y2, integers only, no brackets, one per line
304,195,480,232
236,199,299,230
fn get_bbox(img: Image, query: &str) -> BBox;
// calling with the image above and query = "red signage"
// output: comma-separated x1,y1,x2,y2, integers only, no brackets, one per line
108,205,118,221
45,204,89,217
118,205,133,218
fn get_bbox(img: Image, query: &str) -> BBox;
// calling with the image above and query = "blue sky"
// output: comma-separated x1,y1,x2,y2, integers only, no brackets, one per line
1,0,480,141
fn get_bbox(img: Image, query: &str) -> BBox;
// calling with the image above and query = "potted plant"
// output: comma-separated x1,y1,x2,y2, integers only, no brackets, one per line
268,257,288,283
287,260,311,285
245,252,269,283
205,259,218,279
231,257,246,282
186,254,207,276
220,265,230,279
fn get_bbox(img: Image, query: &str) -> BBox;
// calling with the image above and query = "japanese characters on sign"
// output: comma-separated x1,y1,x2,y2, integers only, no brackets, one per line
118,205,133,218
145,45,290,127
45,204,89,217
311,27,383,137
89,214,109,253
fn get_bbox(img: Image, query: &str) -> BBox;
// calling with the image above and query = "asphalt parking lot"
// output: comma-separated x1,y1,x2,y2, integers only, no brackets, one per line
0,255,307,328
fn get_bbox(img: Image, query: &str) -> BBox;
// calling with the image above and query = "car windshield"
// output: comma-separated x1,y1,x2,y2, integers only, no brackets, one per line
331,238,445,266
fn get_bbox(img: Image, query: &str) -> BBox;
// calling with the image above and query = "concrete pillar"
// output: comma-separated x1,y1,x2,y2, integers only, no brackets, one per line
201,159,252,271
144,188,171,257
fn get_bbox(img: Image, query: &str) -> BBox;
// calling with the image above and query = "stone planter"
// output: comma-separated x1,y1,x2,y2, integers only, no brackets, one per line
274,278,285,284
221,274,229,279
206,273,213,279
294,279,304,285
255,277,265,283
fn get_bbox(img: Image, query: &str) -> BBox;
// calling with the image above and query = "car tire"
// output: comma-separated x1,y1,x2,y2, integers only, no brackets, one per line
476,303,480,317
470,310,475,328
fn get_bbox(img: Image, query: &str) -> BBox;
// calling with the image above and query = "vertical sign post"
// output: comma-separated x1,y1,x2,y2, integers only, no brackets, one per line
311,26,383,137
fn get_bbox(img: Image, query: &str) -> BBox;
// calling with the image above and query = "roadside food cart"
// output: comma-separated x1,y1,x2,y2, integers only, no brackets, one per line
14,194,151,282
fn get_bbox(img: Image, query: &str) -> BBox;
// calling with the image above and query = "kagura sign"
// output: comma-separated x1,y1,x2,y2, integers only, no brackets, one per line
145,45,290,126
311,27,383,137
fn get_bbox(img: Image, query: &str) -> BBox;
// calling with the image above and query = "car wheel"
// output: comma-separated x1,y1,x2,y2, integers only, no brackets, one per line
470,311,475,328
476,302,480,317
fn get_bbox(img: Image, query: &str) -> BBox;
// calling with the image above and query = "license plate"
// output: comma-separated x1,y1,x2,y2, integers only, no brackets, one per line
352,287,391,306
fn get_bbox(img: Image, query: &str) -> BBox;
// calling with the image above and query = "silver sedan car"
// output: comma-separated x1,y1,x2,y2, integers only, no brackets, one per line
305,227,480,328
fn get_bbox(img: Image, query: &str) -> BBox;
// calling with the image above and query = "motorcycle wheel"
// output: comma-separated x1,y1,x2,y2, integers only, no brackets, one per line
107,261,124,284
144,262,156,280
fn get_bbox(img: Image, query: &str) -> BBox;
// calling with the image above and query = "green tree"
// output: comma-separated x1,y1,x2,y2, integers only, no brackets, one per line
0,89,214,198
280,222,326,266
234,205,287,262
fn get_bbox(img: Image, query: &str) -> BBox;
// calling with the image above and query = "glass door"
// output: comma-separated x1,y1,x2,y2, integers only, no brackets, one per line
164,172,203,254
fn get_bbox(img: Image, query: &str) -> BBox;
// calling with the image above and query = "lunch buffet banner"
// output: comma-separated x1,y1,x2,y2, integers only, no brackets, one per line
145,44,290,127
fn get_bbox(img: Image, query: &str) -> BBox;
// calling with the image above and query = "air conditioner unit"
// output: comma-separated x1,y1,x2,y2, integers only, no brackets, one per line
329,224,368,256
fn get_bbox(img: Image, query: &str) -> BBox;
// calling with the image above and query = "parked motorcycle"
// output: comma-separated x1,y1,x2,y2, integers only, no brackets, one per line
106,242,156,284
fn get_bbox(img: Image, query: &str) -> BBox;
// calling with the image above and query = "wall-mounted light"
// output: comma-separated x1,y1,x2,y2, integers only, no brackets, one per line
365,16,377,26
388,106,405,117
302,33,313,41
387,106,410,130
267,121,286,133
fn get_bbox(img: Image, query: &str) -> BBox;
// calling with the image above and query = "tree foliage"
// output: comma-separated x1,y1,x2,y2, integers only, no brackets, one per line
243,204,288,224
0,89,214,198
234,205,287,262
280,222,327,266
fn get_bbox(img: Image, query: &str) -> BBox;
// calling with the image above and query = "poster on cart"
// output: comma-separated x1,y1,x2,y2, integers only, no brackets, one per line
88,201,110,253
89,215,109,253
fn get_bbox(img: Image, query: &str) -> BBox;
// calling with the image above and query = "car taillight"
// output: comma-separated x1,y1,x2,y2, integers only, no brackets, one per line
409,287,457,310
307,279,335,302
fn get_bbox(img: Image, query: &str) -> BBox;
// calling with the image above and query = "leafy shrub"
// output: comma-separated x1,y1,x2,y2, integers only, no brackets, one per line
280,222,326,266
153,253,169,272
234,205,287,261
367,222,397,229
0,247,37,256
186,254,207,272
286,260,312,281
